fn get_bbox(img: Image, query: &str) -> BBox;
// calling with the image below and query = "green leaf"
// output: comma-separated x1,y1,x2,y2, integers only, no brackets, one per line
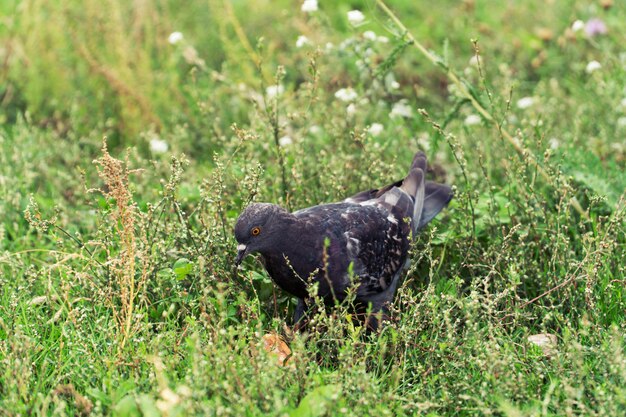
290,384,341,417
173,258,193,280
113,395,140,417
137,394,161,417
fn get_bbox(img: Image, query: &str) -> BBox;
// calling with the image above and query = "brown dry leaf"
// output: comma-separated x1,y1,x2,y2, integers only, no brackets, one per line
600,0,613,10
262,332,292,366
528,333,558,357
535,28,554,42
52,384,93,416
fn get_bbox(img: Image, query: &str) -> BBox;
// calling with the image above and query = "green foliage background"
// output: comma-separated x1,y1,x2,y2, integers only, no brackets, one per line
0,0,624,415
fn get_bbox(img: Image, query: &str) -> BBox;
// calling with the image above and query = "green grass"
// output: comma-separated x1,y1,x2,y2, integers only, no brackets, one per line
1,0,625,415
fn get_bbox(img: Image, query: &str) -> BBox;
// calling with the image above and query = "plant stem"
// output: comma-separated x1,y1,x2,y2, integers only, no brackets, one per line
375,0,588,219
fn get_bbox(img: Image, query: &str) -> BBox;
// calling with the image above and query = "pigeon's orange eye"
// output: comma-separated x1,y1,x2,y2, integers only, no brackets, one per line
251,226,261,236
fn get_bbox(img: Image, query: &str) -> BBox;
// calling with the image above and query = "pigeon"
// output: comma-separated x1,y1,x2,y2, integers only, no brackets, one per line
234,151,452,330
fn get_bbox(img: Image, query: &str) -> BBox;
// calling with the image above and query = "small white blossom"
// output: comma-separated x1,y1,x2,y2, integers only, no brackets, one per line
548,137,560,149
363,31,377,41
585,60,602,73
384,73,399,90
266,84,285,98
377,36,389,43
325,42,334,51
338,39,350,51
468,55,480,67
390,100,412,118
278,136,293,146
368,123,384,136
527,333,558,357
347,10,365,26
618,117,626,128
301,0,318,13
619,98,626,109
571,20,585,32
309,125,322,134
464,114,481,126
296,35,310,48
346,103,356,116
334,87,358,102
150,137,169,153
168,32,184,45
516,97,534,109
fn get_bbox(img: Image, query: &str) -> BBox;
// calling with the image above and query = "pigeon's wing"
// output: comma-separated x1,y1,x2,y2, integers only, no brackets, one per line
292,199,412,299
291,150,452,301
343,188,415,298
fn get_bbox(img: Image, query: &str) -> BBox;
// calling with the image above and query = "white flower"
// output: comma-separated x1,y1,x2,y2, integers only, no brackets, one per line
347,10,365,26
325,42,334,51
346,103,356,116
296,35,310,48
363,31,377,41
334,87,358,102
464,114,481,126
571,20,585,32
516,97,534,109
278,136,293,146
384,73,399,90
468,55,480,67
150,137,169,153
368,123,384,136
377,36,389,43
618,117,626,128
309,125,322,134
585,60,602,73
390,100,412,118
266,84,284,98
168,32,184,45
301,0,318,13
548,137,560,149
527,333,558,357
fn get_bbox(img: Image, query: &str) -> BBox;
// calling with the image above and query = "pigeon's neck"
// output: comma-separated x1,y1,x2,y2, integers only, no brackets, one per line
258,215,312,300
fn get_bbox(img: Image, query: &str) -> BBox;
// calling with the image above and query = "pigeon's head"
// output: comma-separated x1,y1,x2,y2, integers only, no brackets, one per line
234,203,292,266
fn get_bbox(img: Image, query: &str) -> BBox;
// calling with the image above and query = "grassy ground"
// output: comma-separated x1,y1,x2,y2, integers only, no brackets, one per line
1,0,625,415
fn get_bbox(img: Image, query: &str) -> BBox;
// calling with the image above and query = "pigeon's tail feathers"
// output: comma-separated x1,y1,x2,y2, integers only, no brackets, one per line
410,151,427,172
400,167,425,234
418,181,454,230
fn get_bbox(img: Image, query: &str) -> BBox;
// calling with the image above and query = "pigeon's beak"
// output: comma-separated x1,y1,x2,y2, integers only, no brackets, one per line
235,244,249,266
